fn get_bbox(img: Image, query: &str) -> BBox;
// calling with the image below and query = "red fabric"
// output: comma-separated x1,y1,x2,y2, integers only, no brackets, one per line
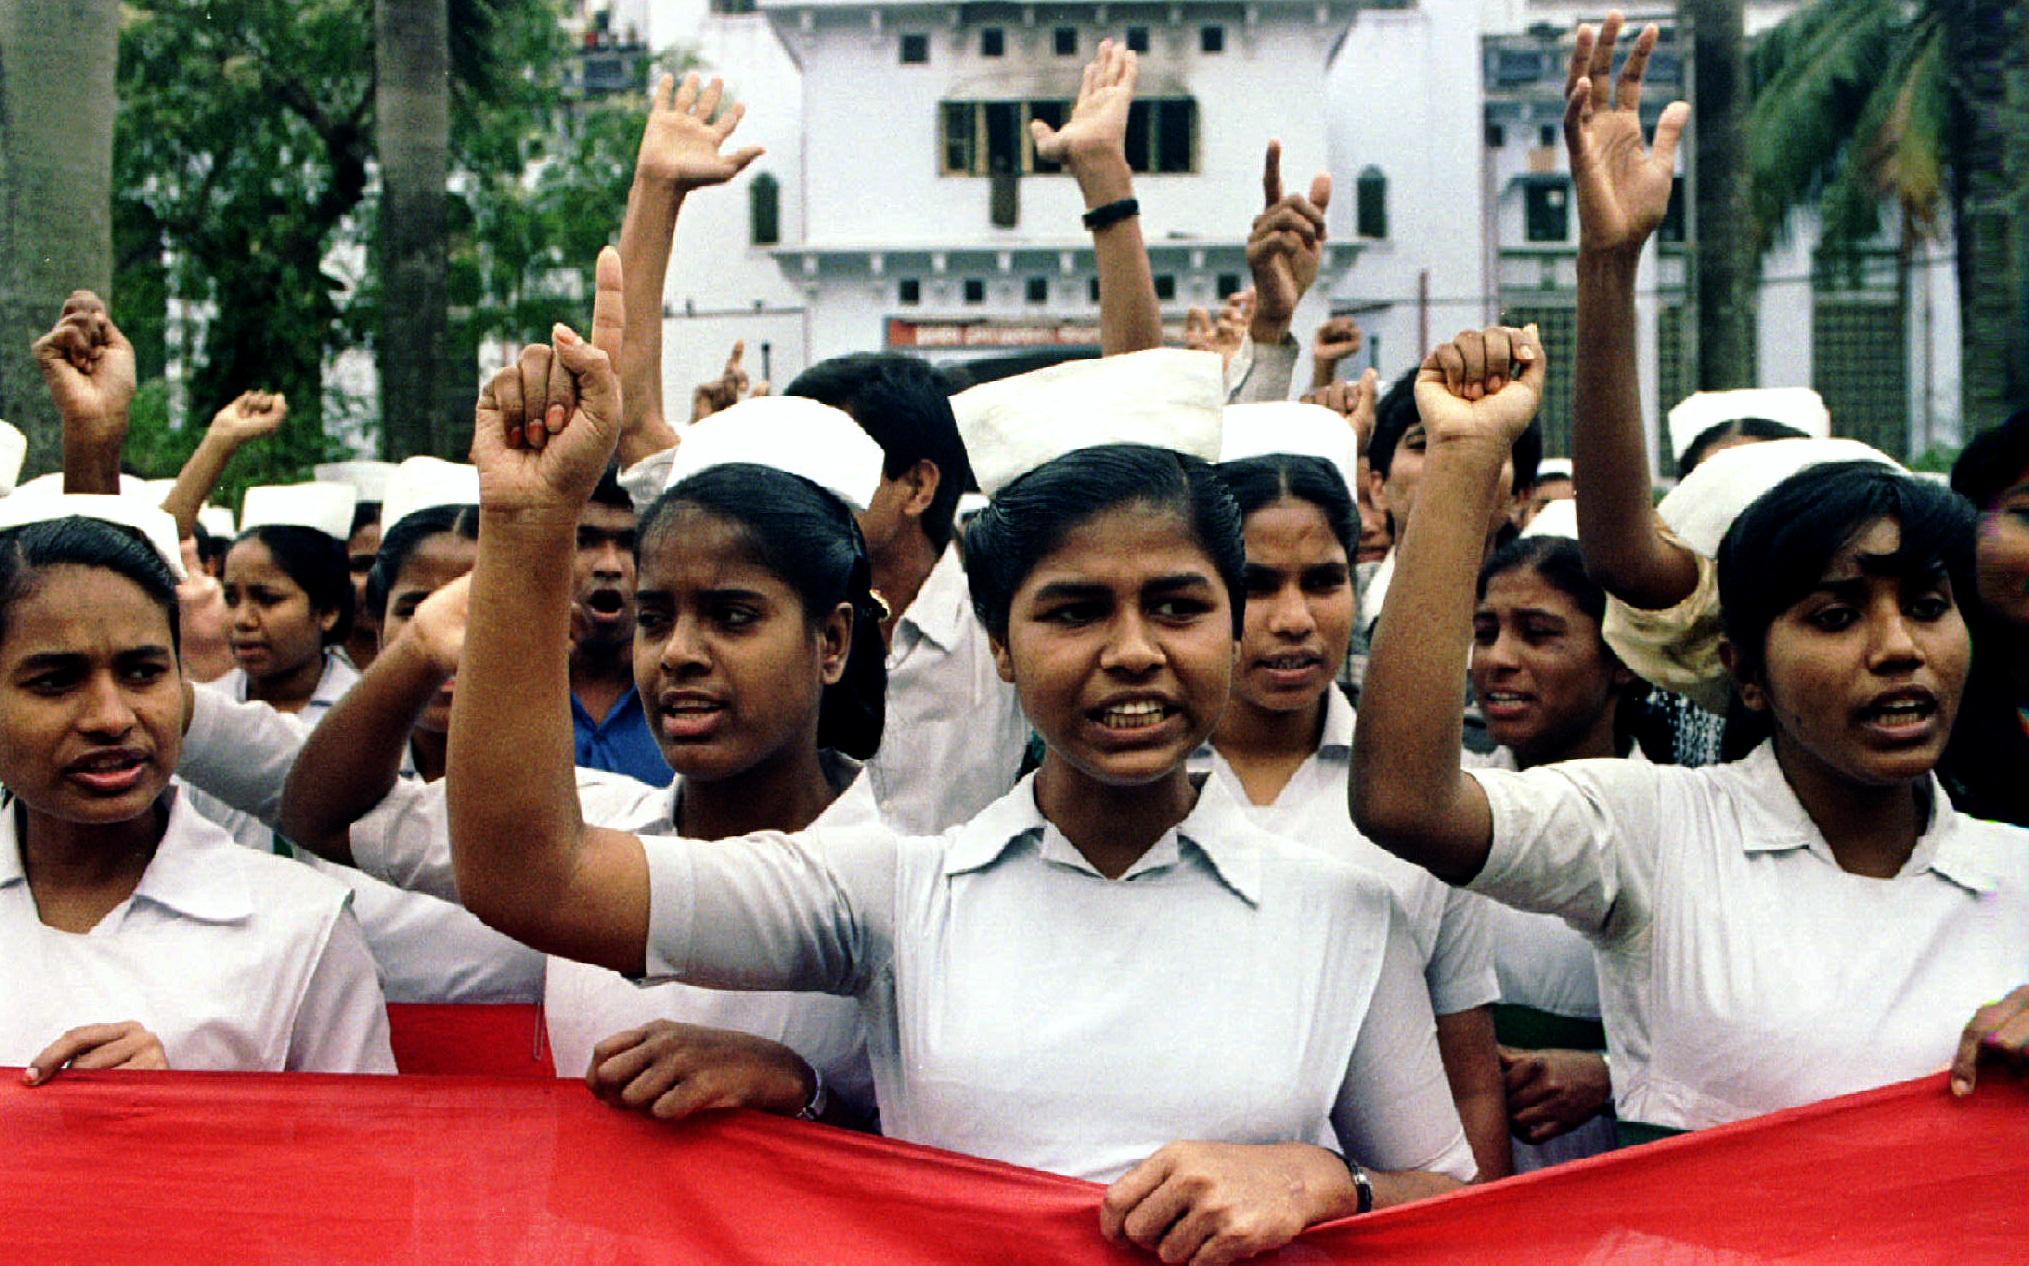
385,1003,554,1078
2,1066,2022,1263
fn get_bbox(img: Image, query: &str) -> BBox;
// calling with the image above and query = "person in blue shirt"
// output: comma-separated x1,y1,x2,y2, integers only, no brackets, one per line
571,467,673,786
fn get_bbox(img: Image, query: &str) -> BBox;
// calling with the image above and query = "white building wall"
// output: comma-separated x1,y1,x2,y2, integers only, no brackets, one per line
1326,0,1490,386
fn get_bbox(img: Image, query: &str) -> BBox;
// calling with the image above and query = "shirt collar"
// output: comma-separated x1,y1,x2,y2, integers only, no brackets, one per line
1318,686,1356,756
942,773,1264,905
1732,742,1997,894
0,786,253,923
896,544,970,653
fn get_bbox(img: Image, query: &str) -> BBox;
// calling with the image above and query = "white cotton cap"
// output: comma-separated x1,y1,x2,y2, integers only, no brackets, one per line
955,492,990,523
196,505,238,539
951,349,1226,496
1220,402,1361,497
380,457,481,536
0,492,186,579
662,396,886,513
1535,457,1573,482
0,421,26,496
1658,437,1902,558
1666,387,1831,463
315,460,398,505
240,481,358,541
15,471,159,502
1520,497,1580,540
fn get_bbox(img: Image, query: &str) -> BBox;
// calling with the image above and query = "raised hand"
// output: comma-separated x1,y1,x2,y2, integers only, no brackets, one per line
208,390,288,446
1311,315,1364,382
635,73,765,193
1030,37,1136,171
1213,289,1252,362
471,246,626,517
32,290,137,433
1565,12,1689,258
1413,324,1546,448
587,1019,818,1121
691,340,751,422
1183,307,1217,353
23,1021,169,1085
1302,365,1380,455
405,572,471,678
1246,141,1331,340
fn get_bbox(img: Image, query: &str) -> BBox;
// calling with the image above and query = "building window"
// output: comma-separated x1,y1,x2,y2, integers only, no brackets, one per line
1053,26,1077,55
748,173,780,246
1814,262,1907,455
1524,181,1570,243
1125,26,1149,52
1154,274,1177,301
1485,123,1505,148
901,33,929,64
1088,277,1101,303
1502,304,1576,455
963,278,987,304
1659,176,1687,244
1657,302,1690,418
1026,277,1048,304
981,27,1005,57
710,0,756,12
1356,166,1388,239
898,278,921,305
941,98,1198,175
1200,25,1225,53
1538,124,1557,148
1216,272,1242,298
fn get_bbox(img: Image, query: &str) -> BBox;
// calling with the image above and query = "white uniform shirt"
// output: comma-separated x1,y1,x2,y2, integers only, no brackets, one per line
1462,747,1602,1022
622,452,1028,834
638,773,1477,1184
178,678,546,1004
865,544,1029,833
1190,689,1499,1017
0,787,394,1073
347,765,875,1111
1465,741,2029,1131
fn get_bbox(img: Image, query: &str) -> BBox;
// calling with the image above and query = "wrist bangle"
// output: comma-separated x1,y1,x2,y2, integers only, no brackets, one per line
1329,1150,1375,1215
1081,198,1139,232
794,1066,828,1121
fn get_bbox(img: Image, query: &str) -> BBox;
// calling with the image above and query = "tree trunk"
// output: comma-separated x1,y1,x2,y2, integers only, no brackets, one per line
0,1,119,477
1684,0,1758,390
1943,0,2029,432
376,0,452,459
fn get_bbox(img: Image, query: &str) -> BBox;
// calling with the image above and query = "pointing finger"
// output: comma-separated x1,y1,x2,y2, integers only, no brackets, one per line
1262,139,1283,208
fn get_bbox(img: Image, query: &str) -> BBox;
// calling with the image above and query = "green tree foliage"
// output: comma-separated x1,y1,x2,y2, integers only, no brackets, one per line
111,0,658,502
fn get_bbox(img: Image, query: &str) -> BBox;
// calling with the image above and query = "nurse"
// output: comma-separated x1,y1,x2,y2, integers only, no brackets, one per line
0,496,391,1080
1351,322,2029,1138
276,397,890,1118
449,255,1471,1264
1201,401,1509,1181
217,481,360,715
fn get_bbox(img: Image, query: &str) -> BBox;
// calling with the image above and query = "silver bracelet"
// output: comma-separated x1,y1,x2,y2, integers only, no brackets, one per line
794,1066,828,1121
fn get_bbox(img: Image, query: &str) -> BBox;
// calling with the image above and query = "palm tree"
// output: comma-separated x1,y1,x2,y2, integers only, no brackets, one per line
1747,0,2028,432
0,0,120,475
1684,0,1757,390
377,0,454,459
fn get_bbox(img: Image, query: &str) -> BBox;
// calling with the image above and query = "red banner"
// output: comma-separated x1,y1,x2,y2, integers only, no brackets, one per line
3,1055,2024,1263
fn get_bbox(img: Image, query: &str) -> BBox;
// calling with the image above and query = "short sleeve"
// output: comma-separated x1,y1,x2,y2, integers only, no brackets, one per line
348,779,459,903
178,687,310,829
1424,887,1500,1016
1464,760,1663,944
641,822,904,998
618,446,678,516
286,904,396,1074
1601,527,1727,714
1331,906,1478,1182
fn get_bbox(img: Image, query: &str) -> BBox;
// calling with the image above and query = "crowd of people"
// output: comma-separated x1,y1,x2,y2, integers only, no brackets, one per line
4,13,2027,1263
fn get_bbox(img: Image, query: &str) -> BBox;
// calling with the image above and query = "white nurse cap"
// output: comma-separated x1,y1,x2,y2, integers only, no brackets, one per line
1220,401,1361,497
0,421,26,496
240,481,359,541
951,349,1225,497
380,457,480,536
662,395,886,514
1535,457,1573,482
0,491,186,579
1658,437,1901,558
196,505,238,539
1520,497,1580,540
314,460,398,505
1666,387,1830,463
